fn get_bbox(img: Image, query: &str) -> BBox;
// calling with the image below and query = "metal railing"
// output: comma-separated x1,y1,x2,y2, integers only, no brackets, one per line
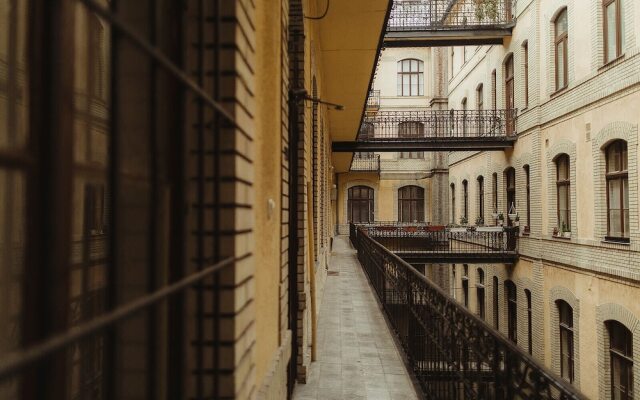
359,224,518,256
349,225,586,400
350,154,381,172
366,89,381,111
387,0,514,32
359,110,517,142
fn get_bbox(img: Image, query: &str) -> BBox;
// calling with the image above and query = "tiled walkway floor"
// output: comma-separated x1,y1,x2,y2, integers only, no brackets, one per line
293,236,420,400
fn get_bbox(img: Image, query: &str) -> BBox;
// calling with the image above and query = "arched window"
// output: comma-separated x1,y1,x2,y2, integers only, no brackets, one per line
476,269,485,319
607,320,633,399
476,84,484,111
477,176,485,224
557,300,575,383
504,55,515,134
493,276,499,329
491,69,497,110
451,183,456,224
526,289,533,355
347,186,374,223
462,180,468,223
524,165,531,231
523,41,529,107
603,0,625,63
505,280,517,343
492,172,499,225
461,98,468,136
398,186,425,222
397,59,424,96
606,140,629,240
555,8,568,90
462,265,469,308
399,122,424,159
505,167,516,226
556,154,571,233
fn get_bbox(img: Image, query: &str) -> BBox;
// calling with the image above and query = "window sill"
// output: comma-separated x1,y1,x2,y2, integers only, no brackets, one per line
550,86,568,98
599,54,626,72
603,237,630,245
552,235,572,240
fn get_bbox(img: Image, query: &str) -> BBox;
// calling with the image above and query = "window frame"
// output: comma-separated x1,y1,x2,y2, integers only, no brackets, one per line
398,185,425,223
506,280,517,343
477,176,485,224
523,41,529,107
347,186,375,223
493,276,499,330
462,265,469,308
554,8,569,91
603,0,624,63
556,154,571,232
605,140,629,241
476,269,485,320
451,183,456,224
462,180,468,222
558,300,575,383
476,84,484,111
397,58,424,97
526,289,533,355
607,320,634,399
505,167,516,226
524,165,531,231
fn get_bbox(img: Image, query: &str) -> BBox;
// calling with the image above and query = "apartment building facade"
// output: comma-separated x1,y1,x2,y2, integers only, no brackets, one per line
337,47,450,235
446,0,640,398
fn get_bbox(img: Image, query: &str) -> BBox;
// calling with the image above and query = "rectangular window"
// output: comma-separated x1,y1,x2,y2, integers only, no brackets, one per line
523,42,529,107
604,0,625,63
524,165,531,231
462,265,469,308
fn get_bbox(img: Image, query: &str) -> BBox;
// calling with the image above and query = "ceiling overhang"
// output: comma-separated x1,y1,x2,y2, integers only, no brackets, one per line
317,0,390,172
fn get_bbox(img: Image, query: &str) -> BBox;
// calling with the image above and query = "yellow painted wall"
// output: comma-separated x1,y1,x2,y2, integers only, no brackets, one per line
253,0,283,389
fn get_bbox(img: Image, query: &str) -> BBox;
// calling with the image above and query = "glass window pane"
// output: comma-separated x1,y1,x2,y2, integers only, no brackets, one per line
556,10,568,36
606,2,618,62
556,42,566,88
620,0,626,51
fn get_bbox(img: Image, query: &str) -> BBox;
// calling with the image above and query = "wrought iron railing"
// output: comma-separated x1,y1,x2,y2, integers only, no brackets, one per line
359,224,518,256
350,154,381,172
366,90,381,111
359,110,517,142
349,225,586,400
387,0,514,32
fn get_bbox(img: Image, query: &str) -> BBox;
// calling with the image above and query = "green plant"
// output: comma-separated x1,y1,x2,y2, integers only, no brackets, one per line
460,216,468,225
475,216,484,226
474,0,501,22
498,213,504,221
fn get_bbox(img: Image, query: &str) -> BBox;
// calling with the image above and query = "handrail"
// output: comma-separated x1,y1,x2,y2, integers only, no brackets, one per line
359,109,518,140
387,0,515,32
0,256,242,381
350,224,586,399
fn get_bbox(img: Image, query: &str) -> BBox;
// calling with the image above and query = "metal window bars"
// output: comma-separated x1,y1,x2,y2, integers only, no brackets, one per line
0,1,249,399
349,224,587,400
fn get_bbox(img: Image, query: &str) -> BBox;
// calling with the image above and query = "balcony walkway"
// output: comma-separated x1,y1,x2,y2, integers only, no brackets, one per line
293,236,420,400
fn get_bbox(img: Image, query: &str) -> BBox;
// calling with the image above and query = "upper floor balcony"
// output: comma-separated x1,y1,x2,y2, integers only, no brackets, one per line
352,222,519,263
385,0,515,47
333,109,517,153
366,89,381,112
350,153,381,172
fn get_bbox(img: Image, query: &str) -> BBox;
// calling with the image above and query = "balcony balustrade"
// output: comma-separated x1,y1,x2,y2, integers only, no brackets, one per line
350,153,381,172
385,0,515,47
353,222,518,263
333,109,517,152
366,89,381,112
349,225,586,399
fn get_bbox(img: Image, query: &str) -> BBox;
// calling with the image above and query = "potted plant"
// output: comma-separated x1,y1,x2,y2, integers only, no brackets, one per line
561,222,571,238
475,216,484,226
460,216,468,226
553,226,559,237
498,213,504,226
514,214,520,227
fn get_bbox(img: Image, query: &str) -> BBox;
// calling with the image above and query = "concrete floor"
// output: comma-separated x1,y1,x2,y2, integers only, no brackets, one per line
293,236,420,400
